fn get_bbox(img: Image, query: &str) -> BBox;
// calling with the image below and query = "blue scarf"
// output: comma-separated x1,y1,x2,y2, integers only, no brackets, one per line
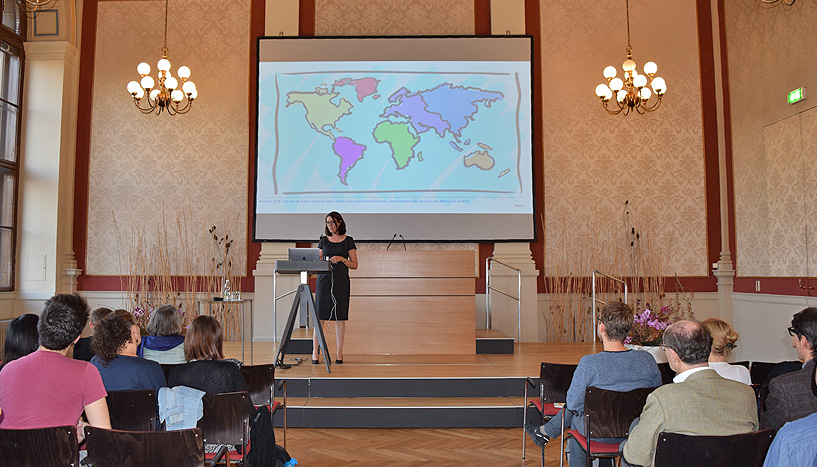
138,335,185,357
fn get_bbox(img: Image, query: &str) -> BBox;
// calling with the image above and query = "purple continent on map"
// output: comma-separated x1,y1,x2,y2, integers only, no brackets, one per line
382,83,504,139
332,136,366,185
332,77,381,102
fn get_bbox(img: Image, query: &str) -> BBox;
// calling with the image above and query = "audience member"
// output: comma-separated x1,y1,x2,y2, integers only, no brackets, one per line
167,315,247,394
91,309,166,394
760,307,817,431
0,314,39,373
138,304,186,364
0,293,111,440
524,302,661,467
621,321,758,467
701,317,751,385
73,307,113,362
762,364,817,467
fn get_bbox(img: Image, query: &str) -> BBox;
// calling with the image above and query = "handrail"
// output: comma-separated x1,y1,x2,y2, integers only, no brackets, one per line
591,270,628,343
485,257,522,342
272,272,299,343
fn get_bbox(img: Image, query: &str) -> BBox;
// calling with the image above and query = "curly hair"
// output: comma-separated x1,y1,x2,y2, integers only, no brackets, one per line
91,309,137,366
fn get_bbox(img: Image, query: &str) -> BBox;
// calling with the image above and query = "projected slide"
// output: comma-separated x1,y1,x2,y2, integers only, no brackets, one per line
255,37,534,242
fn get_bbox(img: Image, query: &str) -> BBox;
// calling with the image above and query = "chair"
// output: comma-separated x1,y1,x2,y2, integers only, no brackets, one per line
160,363,181,382
106,389,157,431
653,429,775,467
657,362,675,385
522,362,577,466
734,360,750,369
0,425,79,467
565,386,656,467
84,426,204,467
240,363,287,448
198,391,251,466
749,361,779,386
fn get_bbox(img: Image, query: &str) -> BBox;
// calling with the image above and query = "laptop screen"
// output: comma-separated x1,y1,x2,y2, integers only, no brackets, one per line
288,248,322,261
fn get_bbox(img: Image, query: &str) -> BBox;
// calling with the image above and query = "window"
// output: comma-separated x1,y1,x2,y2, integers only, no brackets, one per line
0,2,24,290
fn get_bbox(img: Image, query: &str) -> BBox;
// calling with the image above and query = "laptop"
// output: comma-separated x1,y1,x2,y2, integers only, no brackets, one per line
288,247,322,262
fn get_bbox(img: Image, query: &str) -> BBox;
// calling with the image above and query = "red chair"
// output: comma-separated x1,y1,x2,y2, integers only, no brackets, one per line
565,386,655,467
197,391,251,466
240,364,286,447
522,362,577,466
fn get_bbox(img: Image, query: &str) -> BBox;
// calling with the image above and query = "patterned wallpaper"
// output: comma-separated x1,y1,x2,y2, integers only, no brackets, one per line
539,1,707,276
725,1,817,276
86,0,250,275
315,0,474,36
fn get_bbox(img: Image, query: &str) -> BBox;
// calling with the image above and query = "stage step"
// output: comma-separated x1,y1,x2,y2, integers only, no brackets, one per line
275,397,525,428
283,328,514,355
277,376,525,398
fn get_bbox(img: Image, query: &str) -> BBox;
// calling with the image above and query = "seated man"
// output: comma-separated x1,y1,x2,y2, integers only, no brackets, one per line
0,293,111,439
760,307,817,431
762,364,817,467
621,321,758,467
525,302,662,467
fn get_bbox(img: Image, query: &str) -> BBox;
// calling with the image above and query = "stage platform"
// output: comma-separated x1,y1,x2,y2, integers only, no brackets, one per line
224,340,600,429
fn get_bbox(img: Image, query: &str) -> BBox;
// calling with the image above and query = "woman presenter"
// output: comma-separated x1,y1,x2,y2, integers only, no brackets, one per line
312,211,358,364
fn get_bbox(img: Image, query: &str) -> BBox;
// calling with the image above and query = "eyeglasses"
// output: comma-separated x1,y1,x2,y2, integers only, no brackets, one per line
326,220,337,225
788,327,799,337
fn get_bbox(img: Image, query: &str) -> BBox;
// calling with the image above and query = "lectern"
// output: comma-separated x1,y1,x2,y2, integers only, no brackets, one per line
274,259,333,372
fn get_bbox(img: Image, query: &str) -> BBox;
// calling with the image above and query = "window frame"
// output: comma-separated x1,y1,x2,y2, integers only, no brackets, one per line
0,3,25,292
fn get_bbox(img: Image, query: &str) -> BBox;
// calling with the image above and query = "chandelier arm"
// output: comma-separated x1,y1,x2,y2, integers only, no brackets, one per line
641,96,662,112
133,99,156,114
602,99,625,116
625,0,631,50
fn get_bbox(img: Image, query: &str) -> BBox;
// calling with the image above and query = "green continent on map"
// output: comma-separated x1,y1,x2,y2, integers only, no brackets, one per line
286,88,353,139
372,121,420,169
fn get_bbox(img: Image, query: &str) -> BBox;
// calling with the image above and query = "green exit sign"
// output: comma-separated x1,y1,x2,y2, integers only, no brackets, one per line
788,87,806,105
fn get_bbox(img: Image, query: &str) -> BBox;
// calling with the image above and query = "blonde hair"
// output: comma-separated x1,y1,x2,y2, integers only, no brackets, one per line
701,317,739,357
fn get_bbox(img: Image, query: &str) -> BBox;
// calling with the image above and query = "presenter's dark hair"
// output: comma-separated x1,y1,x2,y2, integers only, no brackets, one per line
147,304,182,336
662,320,712,365
184,315,224,361
599,302,633,342
792,307,817,357
38,293,90,350
91,310,137,366
1,314,40,371
324,211,347,236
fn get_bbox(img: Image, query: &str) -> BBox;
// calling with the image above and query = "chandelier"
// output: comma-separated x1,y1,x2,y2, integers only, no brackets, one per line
594,0,667,115
0,0,55,15
761,0,795,5
126,0,197,115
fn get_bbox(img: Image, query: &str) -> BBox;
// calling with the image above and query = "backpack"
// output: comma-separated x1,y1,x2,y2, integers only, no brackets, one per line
246,405,292,467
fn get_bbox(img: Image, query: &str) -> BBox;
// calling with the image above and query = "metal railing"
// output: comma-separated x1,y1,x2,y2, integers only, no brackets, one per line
272,272,299,342
485,257,522,342
591,270,628,343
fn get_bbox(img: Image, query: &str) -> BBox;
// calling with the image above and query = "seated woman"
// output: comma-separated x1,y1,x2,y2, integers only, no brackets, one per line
167,315,247,394
702,317,751,385
0,314,40,373
139,304,186,364
91,310,166,394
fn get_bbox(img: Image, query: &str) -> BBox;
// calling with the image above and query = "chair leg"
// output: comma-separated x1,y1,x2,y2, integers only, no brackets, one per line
522,381,528,459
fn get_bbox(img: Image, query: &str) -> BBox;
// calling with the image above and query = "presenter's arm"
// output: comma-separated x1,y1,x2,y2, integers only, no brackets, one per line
330,248,358,270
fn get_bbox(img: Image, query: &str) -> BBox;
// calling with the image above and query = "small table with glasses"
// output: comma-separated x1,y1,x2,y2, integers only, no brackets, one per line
196,298,253,364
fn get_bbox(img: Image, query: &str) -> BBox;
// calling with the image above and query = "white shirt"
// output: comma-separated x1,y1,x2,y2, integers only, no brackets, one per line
708,361,752,385
673,366,714,383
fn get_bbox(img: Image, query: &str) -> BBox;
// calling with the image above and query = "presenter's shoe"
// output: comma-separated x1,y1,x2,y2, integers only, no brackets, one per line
524,423,550,449
311,359,319,364
335,359,343,364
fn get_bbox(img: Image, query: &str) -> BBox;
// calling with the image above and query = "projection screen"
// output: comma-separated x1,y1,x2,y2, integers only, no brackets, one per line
254,36,534,242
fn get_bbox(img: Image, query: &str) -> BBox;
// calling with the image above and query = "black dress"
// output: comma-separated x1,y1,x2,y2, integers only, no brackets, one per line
316,235,356,321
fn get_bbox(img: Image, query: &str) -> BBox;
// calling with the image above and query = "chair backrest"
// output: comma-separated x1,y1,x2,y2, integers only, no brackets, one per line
733,360,750,369
84,426,204,467
539,362,577,403
240,364,275,406
583,386,656,439
197,391,251,448
106,389,157,431
160,363,181,382
0,318,12,362
656,362,675,385
0,425,79,467
653,430,775,467
749,361,778,385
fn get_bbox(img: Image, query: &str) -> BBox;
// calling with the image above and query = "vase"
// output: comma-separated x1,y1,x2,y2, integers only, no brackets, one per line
624,344,668,363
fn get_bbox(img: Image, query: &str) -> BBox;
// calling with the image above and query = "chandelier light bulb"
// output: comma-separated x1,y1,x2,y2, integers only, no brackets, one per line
633,74,648,88
640,87,652,100
643,61,658,75
595,84,611,99
651,77,667,94
134,87,145,99
149,89,161,101
178,66,191,80
137,62,151,76
157,58,171,72
189,88,198,100
127,81,141,95
171,89,184,102
622,59,636,72
140,76,155,90
617,90,627,102
609,78,624,92
603,66,617,79
165,76,178,90
182,81,196,94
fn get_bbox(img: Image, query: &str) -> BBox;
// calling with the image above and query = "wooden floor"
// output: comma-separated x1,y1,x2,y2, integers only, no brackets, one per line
221,340,598,465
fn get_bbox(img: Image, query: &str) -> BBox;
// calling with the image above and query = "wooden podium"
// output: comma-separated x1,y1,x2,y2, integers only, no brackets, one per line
343,250,475,355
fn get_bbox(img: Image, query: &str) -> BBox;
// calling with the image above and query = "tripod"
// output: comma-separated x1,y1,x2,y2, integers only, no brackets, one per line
275,270,332,373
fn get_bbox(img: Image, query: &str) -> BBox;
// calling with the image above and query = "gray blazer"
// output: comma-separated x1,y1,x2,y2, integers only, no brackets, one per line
760,358,817,431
